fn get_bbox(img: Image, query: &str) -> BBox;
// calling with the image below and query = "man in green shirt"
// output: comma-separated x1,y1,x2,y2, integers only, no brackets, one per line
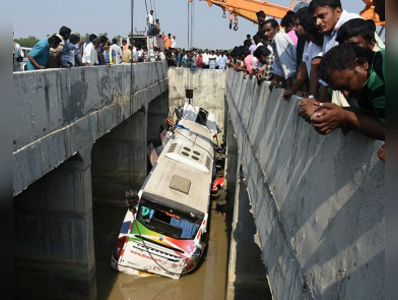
310,44,385,157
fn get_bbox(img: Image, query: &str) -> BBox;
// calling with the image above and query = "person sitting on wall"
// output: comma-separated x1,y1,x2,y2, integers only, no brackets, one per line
310,44,385,159
155,19,161,35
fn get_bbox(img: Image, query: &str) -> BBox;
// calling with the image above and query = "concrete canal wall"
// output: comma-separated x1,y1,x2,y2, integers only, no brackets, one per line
168,68,226,141
13,63,169,300
13,64,384,300
225,69,385,300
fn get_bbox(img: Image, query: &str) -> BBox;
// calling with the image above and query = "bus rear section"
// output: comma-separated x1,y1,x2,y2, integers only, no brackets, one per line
111,193,208,279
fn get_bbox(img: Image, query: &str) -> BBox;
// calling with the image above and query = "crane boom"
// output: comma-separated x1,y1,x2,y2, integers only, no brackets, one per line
201,0,303,23
189,0,385,30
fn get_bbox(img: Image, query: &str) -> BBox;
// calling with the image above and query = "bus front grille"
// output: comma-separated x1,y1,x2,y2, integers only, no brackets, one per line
133,242,182,262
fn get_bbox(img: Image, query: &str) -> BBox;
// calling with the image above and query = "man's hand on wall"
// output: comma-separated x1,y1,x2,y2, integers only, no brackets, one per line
282,89,295,99
298,98,320,123
378,143,385,161
311,102,346,135
269,79,278,91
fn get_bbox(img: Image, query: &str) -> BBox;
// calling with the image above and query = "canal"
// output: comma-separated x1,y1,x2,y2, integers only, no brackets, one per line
94,198,229,300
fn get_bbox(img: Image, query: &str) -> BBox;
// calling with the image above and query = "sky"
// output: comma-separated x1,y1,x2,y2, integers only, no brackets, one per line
12,0,366,49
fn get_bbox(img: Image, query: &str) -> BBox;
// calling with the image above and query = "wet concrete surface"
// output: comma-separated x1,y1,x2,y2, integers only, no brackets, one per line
94,198,229,300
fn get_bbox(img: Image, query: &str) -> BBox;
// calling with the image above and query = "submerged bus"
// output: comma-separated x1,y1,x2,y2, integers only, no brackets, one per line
111,119,215,279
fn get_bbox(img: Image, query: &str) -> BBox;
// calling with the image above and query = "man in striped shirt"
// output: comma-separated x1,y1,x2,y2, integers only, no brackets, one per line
311,44,385,142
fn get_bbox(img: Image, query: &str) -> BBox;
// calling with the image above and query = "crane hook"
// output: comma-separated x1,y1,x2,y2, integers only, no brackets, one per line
233,16,239,31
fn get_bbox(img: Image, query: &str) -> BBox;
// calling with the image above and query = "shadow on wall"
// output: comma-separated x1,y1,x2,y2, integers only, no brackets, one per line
232,176,272,299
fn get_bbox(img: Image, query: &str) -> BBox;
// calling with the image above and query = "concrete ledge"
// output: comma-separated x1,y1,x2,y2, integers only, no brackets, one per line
168,68,226,138
226,69,385,300
13,63,168,197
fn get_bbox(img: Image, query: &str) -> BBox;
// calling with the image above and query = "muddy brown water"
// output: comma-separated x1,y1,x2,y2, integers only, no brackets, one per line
94,199,229,300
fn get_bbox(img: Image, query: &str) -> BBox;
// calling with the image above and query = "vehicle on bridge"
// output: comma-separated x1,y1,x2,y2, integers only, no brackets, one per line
111,118,215,279
17,47,32,71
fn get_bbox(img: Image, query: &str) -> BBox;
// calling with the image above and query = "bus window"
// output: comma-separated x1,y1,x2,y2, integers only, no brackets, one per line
137,201,202,240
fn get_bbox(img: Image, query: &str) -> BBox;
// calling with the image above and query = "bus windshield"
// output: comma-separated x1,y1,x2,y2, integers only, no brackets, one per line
137,199,203,240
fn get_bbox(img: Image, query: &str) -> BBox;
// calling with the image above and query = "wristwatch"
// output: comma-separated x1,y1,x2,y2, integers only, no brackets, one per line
308,95,315,99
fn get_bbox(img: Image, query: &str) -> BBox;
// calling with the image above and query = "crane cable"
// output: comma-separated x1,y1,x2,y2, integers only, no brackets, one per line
127,1,211,277
129,0,135,187
187,0,196,89
187,1,191,88
126,0,191,278
151,0,157,19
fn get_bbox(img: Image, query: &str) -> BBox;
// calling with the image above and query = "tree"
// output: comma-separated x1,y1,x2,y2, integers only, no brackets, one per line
82,33,90,42
14,36,39,48
112,35,123,42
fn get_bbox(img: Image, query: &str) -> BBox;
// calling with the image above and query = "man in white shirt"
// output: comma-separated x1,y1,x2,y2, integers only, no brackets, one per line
171,36,177,48
132,45,138,62
216,52,221,69
147,10,155,36
208,51,217,69
218,51,228,70
202,49,209,69
137,47,145,62
111,39,123,64
13,32,23,72
82,38,99,66
262,19,297,90
159,50,166,61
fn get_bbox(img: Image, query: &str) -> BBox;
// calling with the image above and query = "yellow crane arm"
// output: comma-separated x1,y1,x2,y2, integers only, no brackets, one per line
360,0,385,26
190,0,385,30
203,0,301,23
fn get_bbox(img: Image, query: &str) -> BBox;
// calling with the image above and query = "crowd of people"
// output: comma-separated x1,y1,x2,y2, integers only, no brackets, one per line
14,27,130,70
226,0,385,161
14,0,385,161
14,23,232,70
162,49,229,69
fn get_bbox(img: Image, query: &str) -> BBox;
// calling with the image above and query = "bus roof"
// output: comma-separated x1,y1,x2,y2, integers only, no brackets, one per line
142,120,214,214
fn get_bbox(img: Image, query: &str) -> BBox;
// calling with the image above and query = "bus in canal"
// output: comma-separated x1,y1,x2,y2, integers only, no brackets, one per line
111,118,215,279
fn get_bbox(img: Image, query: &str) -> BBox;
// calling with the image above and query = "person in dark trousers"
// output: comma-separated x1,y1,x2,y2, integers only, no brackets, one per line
214,185,227,219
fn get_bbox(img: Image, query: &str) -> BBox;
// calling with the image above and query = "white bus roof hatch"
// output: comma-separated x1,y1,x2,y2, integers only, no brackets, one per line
170,175,191,194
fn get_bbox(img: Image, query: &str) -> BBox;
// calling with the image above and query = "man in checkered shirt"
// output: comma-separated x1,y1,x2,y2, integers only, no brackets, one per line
253,45,274,82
